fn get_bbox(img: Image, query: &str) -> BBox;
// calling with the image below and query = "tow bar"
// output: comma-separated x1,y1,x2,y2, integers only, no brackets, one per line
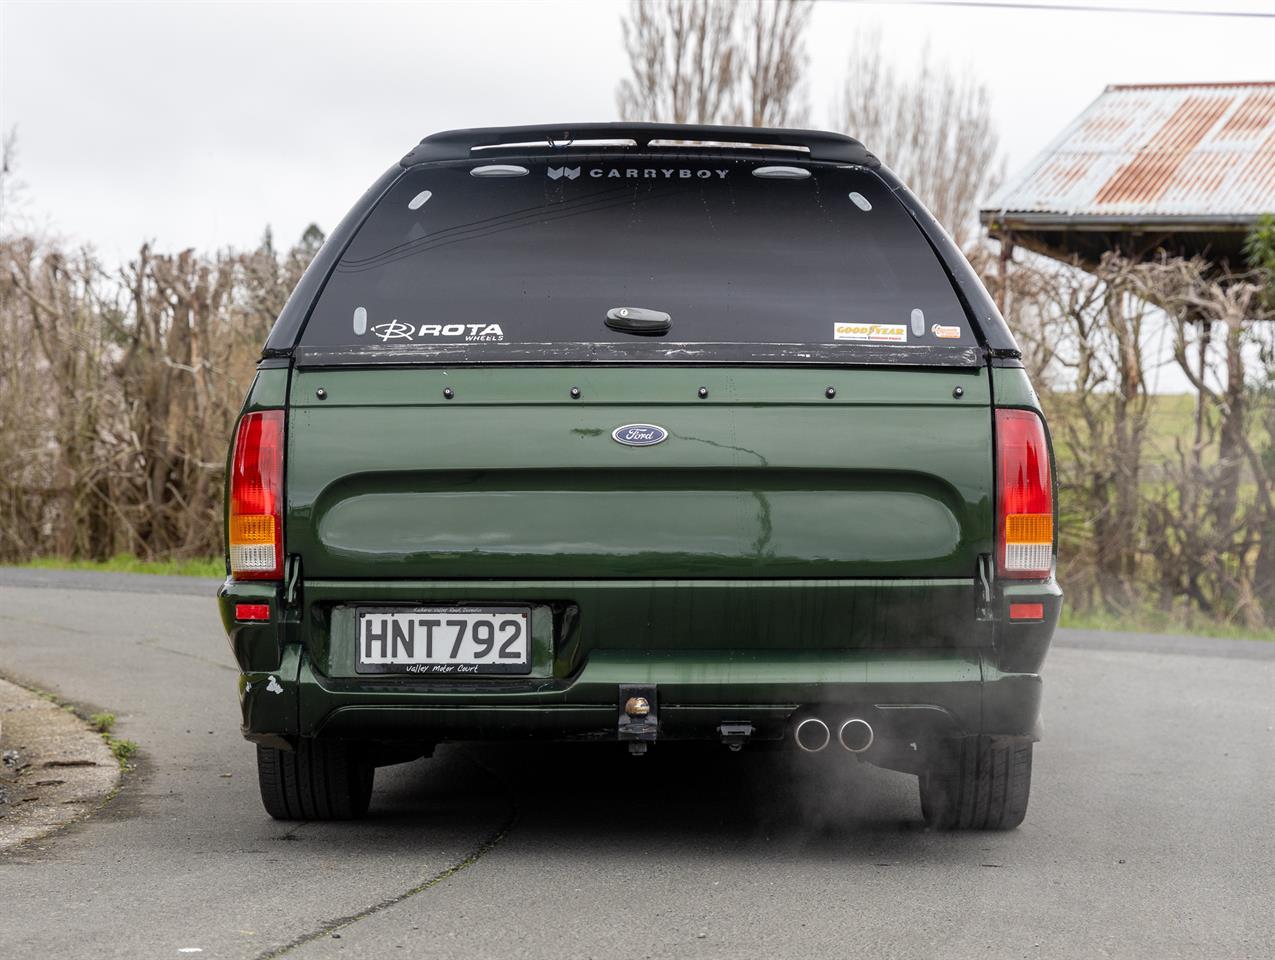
618,684,658,755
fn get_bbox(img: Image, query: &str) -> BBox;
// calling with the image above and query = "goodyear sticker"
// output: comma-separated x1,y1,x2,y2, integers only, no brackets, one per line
931,324,962,339
834,323,908,343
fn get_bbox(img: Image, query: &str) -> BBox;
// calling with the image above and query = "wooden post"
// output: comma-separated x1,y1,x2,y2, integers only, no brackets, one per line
996,229,1015,315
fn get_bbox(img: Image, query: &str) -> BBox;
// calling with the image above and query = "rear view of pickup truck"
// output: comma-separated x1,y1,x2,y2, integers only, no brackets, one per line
218,123,1061,829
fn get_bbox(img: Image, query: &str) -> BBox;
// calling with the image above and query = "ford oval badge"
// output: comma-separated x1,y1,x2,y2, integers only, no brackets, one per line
612,423,668,447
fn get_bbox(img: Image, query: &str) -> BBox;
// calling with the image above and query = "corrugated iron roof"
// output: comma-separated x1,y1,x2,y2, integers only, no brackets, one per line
981,82,1275,223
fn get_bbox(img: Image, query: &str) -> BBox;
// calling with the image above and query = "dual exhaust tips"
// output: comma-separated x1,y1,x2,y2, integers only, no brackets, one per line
794,716,874,754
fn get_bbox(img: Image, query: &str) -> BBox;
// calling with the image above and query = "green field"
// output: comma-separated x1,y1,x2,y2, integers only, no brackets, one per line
1049,392,1267,472
1059,605,1275,642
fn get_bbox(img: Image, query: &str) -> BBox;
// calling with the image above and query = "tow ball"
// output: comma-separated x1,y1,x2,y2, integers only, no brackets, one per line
618,684,658,755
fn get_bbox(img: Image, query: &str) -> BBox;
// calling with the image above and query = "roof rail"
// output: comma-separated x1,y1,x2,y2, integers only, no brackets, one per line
401,122,877,167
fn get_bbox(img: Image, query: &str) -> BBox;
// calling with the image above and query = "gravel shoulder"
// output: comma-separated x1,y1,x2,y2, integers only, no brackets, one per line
0,676,120,852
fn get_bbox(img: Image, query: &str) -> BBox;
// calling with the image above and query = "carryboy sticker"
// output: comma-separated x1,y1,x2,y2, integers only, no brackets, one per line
547,166,730,181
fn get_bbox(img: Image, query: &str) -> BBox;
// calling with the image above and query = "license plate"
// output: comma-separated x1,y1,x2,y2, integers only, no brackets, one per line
355,606,532,675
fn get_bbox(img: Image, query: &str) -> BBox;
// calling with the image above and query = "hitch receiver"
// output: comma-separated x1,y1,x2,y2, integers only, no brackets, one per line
618,684,658,755
718,721,755,752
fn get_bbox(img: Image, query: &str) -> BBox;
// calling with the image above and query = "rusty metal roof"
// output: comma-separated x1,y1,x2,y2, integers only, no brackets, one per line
982,82,1275,226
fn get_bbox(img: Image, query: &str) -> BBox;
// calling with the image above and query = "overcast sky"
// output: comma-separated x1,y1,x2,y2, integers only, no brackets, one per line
2,0,1273,262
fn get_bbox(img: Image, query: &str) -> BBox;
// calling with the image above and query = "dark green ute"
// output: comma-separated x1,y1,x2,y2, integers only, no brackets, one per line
218,123,1060,828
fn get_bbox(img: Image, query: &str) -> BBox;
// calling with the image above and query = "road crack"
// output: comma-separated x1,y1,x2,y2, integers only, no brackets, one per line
134,637,237,672
253,750,516,959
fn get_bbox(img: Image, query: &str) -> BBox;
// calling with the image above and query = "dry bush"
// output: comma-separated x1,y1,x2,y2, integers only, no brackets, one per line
0,240,116,560
0,229,319,564
996,251,1275,627
1127,257,1275,628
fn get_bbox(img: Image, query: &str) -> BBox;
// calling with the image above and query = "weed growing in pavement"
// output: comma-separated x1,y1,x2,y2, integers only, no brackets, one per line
108,738,138,767
88,712,116,734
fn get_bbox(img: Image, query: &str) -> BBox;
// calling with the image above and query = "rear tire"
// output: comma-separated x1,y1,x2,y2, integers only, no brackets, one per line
918,736,1032,830
256,739,374,821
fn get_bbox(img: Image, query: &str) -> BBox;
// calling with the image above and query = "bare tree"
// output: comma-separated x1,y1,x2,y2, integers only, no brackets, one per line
834,28,1002,247
617,0,810,127
0,127,25,237
740,0,811,126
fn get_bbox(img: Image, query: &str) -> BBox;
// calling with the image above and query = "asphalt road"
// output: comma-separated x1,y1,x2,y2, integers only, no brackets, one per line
0,568,1272,960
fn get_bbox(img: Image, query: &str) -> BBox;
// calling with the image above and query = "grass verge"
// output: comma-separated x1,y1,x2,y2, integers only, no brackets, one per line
1059,606,1275,642
19,554,223,578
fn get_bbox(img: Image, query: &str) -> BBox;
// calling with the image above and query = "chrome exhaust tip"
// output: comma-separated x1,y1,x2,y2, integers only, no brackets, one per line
837,718,874,753
794,717,831,753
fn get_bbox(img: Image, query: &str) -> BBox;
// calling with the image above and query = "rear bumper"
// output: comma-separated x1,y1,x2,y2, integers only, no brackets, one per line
219,576,1057,748
235,648,1041,747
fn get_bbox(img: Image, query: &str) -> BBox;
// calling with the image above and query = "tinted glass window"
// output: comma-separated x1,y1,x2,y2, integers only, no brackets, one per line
301,159,975,356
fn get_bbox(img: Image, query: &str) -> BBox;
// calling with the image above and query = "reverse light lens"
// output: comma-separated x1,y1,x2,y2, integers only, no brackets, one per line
229,410,284,580
997,409,1053,579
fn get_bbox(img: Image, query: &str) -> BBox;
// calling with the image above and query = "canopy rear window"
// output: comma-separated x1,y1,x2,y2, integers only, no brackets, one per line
300,158,979,362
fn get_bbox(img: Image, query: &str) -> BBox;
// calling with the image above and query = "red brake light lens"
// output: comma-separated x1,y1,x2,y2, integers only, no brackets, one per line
996,409,1053,579
228,410,284,580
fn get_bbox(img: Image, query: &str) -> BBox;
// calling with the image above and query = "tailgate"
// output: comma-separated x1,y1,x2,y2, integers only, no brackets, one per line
285,366,992,580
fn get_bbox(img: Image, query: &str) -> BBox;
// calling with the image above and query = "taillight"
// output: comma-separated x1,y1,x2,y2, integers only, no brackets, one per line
996,408,1053,579
228,410,284,580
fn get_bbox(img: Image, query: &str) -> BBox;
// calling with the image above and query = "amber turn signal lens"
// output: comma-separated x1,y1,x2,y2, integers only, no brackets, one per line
230,514,275,544
1004,514,1053,543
